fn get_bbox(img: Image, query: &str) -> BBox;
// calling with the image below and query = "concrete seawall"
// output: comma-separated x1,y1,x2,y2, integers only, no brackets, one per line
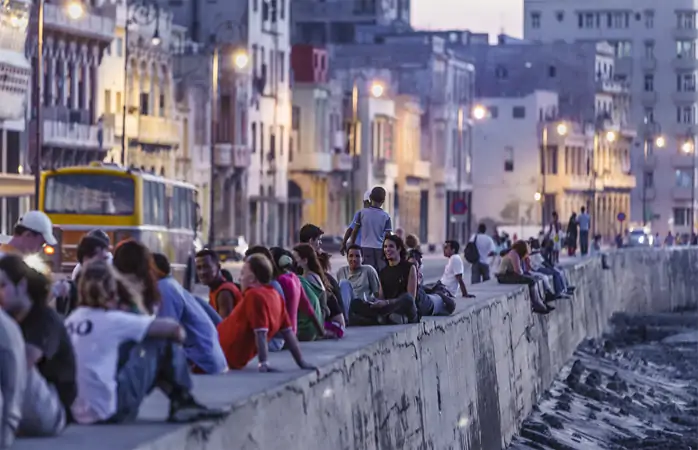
16,249,698,450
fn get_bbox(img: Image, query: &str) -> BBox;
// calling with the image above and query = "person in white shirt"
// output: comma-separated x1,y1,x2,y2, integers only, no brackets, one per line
469,224,497,284
65,260,225,425
439,240,474,298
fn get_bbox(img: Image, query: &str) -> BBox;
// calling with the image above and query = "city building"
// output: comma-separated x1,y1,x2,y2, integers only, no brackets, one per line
161,0,289,246
332,35,476,244
288,44,350,236
463,39,636,237
0,0,33,232
101,2,181,178
30,0,116,170
473,90,633,240
523,0,696,235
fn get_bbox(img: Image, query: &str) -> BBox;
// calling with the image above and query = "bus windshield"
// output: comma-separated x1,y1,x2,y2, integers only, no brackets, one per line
44,173,136,215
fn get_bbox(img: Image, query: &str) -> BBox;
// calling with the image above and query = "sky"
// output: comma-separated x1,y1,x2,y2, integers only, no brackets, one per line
411,0,523,41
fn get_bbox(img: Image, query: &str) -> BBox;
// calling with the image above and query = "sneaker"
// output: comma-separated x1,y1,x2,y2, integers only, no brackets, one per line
168,397,228,423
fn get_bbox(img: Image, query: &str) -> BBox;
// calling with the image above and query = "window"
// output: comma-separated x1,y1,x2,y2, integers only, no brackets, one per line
677,105,695,124
504,146,514,171
645,10,654,28
139,93,149,115
676,169,694,188
251,122,257,153
644,108,655,123
677,72,696,92
115,92,122,113
116,38,123,57
143,181,167,226
585,13,594,28
644,74,654,91
609,12,629,29
495,65,508,79
531,12,541,28
556,11,564,22
44,174,135,215
644,41,655,58
292,106,300,130
278,51,285,83
677,40,695,58
489,106,499,119
678,12,696,29
644,171,654,188
548,65,556,77
613,40,632,57
674,207,691,226
512,106,526,118
104,90,111,114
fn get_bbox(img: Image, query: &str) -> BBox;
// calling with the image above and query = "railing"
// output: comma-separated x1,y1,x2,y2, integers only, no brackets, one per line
332,153,353,171
43,3,115,41
373,159,398,180
43,120,115,149
137,116,180,146
411,160,431,179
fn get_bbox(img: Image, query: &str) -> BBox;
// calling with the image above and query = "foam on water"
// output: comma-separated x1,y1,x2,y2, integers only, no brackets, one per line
509,312,698,450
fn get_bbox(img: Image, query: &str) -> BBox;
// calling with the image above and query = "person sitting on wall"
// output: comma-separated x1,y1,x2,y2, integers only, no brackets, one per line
495,240,554,315
194,249,242,319
407,248,456,318
335,245,381,318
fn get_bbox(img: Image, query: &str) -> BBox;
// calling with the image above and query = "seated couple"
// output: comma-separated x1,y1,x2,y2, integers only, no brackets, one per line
336,236,455,326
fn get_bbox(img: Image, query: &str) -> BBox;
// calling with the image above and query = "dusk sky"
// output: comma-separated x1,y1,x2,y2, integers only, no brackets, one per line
411,0,524,40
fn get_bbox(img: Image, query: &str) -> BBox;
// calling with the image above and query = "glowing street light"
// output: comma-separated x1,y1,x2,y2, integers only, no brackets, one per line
472,104,487,120
655,136,666,148
233,50,249,70
66,1,84,20
534,192,542,202
682,140,694,154
151,29,161,46
370,82,384,98
605,131,616,143
556,122,568,136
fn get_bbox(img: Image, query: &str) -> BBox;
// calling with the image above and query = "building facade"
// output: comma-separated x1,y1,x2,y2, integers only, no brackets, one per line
0,0,33,232
523,0,696,235
473,91,634,240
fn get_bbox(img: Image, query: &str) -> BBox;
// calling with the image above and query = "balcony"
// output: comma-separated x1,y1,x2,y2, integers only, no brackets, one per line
409,160,431,179
545,174,592,193
433,166,456,186
43,120,115,150
674,27,698,40
43,3,115,42
640,91,657,105
136,116,180,146
673,91,698,104
373,159,398,180
614,57,633,76
640,57,656,71
289,151,332,173
672,186,693,201
0,173,33,197
596,79,629,95
215,144,251,168
601,172,636,190
332,153,353,171
672,55,698,71
672,152,697,167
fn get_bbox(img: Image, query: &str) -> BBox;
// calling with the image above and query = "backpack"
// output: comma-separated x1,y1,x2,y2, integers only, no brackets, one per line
463,235,480,264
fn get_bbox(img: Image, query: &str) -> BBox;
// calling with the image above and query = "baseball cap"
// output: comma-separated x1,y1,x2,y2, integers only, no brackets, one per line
16,211,57,246
363,190,372,202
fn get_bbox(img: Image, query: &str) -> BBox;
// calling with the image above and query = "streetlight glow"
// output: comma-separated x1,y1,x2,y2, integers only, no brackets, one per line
682,141,694,154
605,131,616,143
151,30,161,46
233,50,249,70
370,82,384,98
472,105,487,120
655,136,666,148
66,1,84,20
556,122,568,136
534,192,542,202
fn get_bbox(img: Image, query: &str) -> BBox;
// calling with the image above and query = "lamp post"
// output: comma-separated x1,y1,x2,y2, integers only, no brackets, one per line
681,138,696,232
455,102,486,244
642,134,665,227
33,0,84,208
120,0,161,167
207,24,248,246
589,129,616,237
539,121,567,230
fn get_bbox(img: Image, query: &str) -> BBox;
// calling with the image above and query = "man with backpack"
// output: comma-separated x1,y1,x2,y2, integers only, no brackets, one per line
465,223,497,284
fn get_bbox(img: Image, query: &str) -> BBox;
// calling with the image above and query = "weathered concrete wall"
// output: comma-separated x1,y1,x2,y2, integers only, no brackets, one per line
137,249,698,450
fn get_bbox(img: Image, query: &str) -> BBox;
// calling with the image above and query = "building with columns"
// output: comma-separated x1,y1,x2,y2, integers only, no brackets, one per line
30,0,116,171
0,0,33,232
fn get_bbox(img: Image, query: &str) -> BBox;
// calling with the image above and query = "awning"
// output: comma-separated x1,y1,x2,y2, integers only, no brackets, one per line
0,173,34,197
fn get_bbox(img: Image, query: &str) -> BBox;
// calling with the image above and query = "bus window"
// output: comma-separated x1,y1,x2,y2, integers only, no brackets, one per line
44,174,135,215
142,181,154,224
147,181,167,227
172,186,195,230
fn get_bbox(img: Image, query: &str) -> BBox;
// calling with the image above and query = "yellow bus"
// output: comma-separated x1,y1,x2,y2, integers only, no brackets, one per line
39,163,201,287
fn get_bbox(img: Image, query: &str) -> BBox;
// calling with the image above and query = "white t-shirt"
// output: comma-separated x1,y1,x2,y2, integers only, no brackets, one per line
440,254,464,295
470,233,496,265
72,253,114,281
65,307,155,424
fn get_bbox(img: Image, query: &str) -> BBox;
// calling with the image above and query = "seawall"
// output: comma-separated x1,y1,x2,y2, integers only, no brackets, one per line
16,249,698,450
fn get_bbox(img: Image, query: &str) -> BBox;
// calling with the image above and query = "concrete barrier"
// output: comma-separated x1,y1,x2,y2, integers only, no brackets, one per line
15,249,698,450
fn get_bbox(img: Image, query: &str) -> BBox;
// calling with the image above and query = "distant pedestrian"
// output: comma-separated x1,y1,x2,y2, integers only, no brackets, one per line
566,212,578,257
467,223,496,284
345,187,393,273
577,207,591,255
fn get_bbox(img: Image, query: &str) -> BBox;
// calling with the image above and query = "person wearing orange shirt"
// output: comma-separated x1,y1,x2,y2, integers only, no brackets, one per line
195,249,242,319
217,254,317,373
0,211,57,256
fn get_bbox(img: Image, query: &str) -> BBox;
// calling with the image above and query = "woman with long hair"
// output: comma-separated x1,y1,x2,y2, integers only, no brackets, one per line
67,261,223,424
496,240,553,314
112,239,160,314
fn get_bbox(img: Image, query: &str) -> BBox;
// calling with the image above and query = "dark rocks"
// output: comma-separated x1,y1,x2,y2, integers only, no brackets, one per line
541,413,564,430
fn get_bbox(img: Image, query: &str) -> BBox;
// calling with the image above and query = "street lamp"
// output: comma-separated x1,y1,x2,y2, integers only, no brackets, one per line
370,81,384,98
540,120,567,230
605,130,616,143
232,50,249,70
534,192,542,202
642,133,665,227
33,0,85,208
472,104,487,120
120,0,162,167
655,136,666,148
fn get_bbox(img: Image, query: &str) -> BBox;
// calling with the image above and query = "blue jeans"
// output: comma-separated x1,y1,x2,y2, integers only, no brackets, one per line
110,339,193,423
193,296,222,326
536,267,565,294
338,280,353,320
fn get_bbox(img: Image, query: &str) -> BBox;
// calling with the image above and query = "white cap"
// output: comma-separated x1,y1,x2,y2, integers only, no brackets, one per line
363,190,372,202
16,211,57,246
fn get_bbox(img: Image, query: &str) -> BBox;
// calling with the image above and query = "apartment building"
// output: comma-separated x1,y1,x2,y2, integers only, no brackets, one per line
289,45,350,236
163,0,290,246
473,90,632,240
0,0,33,232
524,0,697,235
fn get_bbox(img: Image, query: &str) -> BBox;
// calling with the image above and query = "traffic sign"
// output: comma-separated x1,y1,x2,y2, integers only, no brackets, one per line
617,212,626,222
451,198,468,215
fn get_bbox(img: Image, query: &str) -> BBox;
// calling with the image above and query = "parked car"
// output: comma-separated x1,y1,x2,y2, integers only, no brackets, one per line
626,228,652,247
213,236,249,262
